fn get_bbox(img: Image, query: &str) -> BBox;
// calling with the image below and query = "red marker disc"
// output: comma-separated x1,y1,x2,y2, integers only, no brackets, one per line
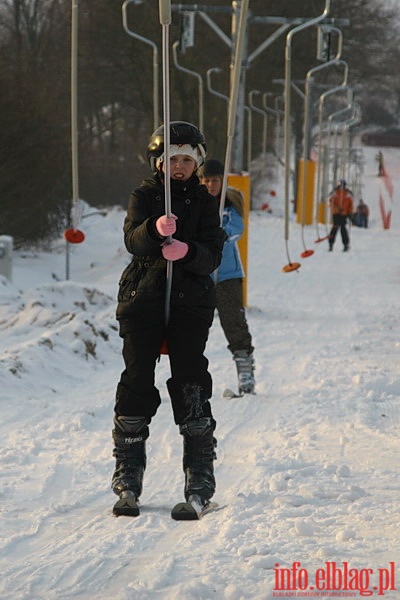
282,262,301,273
300,249,314,258
64,228,85,244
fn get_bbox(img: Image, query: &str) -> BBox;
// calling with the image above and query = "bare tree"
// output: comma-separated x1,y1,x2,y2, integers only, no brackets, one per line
1,0,400,243
0,0,70,244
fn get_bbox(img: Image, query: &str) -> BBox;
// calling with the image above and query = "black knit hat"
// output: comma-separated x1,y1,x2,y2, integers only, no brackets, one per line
199,158,224,178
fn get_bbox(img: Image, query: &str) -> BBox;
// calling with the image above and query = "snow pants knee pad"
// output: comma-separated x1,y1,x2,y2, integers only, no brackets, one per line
167,379,213,425
179,417,217,501
112,416,149,498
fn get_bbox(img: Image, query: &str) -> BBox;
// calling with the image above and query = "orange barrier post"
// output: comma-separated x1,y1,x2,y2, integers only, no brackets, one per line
296,159,316,225
227,172,251,307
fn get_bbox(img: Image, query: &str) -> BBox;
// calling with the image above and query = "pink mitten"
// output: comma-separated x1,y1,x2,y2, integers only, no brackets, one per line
162,239,189,261
156,214,177,236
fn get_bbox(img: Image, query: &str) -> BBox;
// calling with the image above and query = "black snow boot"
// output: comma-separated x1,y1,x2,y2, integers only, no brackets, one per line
112,415,149,500
180,417,217,503
233,349,256,394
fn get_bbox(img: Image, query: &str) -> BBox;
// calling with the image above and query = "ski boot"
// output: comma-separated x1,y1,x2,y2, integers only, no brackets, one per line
111,415,149,516
180,417,217,509
233,349,256,394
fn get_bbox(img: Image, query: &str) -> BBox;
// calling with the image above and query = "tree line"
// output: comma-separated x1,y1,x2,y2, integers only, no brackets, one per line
0,0,399,244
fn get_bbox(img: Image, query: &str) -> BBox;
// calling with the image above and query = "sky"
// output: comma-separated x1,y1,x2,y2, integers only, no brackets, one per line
0,143,399,599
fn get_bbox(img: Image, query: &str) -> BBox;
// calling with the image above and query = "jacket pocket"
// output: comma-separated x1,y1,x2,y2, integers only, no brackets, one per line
117,262,145,303
117,258,166,319
171,274,216,325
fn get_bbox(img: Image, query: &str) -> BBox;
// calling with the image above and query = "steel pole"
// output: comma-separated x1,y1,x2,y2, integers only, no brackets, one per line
123,0,160,129
284,0,330,262
220,0,249,222
159,0,173,326
172,41,204,131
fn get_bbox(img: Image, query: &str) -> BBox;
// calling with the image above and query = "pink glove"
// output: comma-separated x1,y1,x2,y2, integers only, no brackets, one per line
156,214,177,237
162,239,189,261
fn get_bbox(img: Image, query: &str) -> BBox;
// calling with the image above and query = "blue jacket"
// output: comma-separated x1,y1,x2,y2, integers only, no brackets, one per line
217,204,244,283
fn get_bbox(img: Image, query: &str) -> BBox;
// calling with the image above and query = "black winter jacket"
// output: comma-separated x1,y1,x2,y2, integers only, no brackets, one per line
117,173,226,334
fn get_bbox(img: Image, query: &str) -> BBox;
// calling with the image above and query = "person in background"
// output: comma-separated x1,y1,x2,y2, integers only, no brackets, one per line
376,151,385,177
328,179,354,252
199,159,255,396
354,199,369,228
111,122,225,516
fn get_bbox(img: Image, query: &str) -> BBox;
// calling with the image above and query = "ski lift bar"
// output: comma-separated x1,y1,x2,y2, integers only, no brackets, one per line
172,41,204,131
299,26,344,255
158,0,174,353
123,0,160,130
283,0,331,272
219,0,249,223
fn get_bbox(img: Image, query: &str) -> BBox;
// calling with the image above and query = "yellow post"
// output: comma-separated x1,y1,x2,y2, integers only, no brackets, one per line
227,172,251,307
296,159,316,225
317,201,328,224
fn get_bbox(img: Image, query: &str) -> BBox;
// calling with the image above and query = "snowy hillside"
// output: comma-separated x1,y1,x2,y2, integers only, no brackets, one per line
0,145,399,599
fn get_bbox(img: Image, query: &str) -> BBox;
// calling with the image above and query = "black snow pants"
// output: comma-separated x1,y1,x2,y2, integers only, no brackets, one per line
329,214,350,248
115,307,214,426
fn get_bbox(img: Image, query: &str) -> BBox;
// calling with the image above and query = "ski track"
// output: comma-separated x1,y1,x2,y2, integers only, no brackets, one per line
1,146,400,599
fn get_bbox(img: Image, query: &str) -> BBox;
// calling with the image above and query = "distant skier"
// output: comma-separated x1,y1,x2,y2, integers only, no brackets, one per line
354,199,369,228
328,179,354,252
111,122,225,516
376,151,385,177
199,158,255,396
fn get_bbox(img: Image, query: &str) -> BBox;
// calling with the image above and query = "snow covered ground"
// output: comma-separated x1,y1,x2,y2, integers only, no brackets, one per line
0,145,399,599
